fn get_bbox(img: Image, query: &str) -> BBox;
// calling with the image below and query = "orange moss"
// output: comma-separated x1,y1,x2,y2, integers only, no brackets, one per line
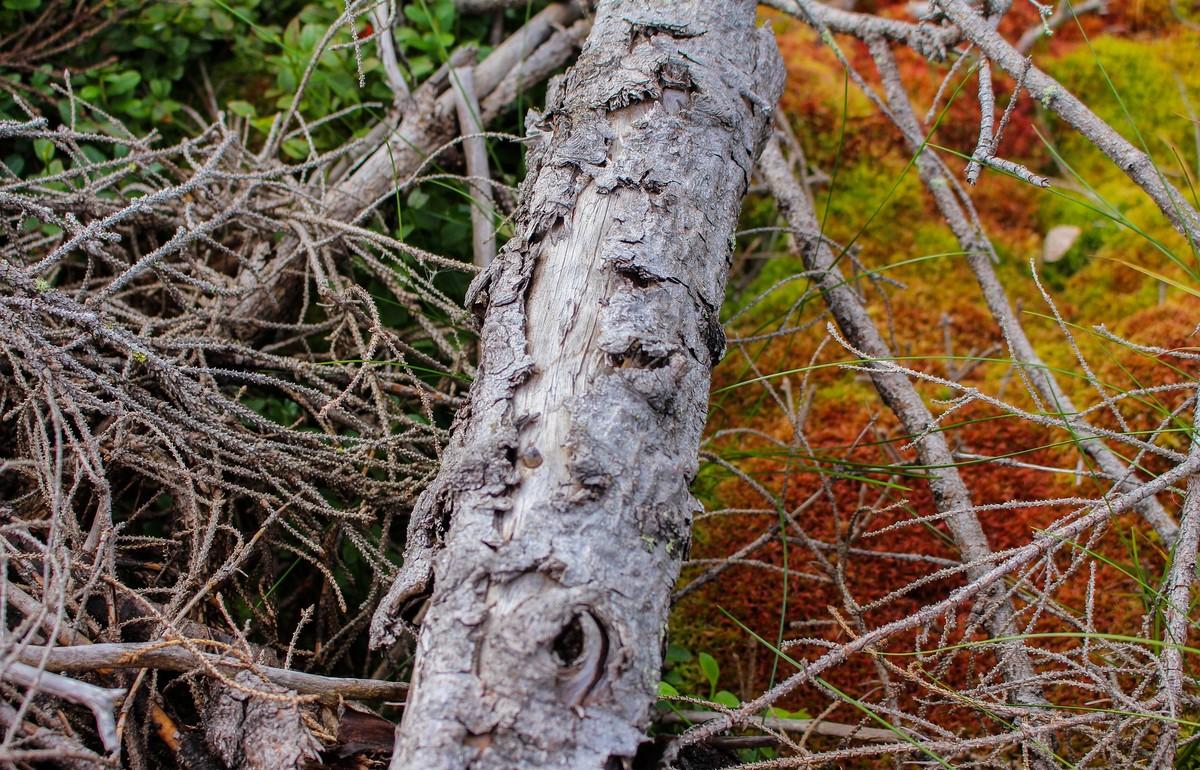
687,9,1195,745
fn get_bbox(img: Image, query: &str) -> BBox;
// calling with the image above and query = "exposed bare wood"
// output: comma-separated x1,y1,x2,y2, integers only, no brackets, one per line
2,661,125,753
369,2,784,766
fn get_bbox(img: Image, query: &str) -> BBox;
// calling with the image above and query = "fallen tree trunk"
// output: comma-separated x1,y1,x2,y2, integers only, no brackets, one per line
369,1,784,767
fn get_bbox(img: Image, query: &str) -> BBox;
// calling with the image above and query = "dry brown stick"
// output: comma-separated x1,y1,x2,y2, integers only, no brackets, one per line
11,642,407,704
325,47,474,183
670,447,1200,756
932,0,1200,245
479,18,592,126
230,2,584,333
326,1,582,223
370,1,411,101
864,38,1180,543
451,66,497,269
1015,0,1106,53
759,135,1045,711
658,709,898,743
4,584,93,647
1154,393,1200,765
0,699,106,770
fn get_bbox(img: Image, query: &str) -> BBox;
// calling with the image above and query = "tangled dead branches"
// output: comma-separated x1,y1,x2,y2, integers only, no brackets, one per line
2,0,1200,768
0,50,475,769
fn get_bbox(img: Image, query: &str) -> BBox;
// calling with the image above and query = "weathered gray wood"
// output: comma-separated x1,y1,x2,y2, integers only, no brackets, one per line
203,671,320,770
1154,396,1200,765
452,66,497,269
659,710,898,743
369,1,784,767
8,641,408,703
1,661,124,753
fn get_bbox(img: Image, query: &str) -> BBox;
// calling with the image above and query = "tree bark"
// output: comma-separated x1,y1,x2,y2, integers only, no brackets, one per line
369,2,784,767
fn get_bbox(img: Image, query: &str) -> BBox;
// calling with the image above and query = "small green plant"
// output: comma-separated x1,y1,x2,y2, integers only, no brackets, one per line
658,645,742,710
655,643,810,762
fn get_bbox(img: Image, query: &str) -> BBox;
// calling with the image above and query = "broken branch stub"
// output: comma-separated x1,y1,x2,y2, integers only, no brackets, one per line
369,1,784,767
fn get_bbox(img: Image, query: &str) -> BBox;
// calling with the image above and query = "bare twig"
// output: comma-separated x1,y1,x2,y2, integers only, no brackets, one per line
451,66,497,269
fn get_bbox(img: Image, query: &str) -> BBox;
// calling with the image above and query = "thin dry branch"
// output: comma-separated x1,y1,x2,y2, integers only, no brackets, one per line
9,642,407,704
451,66,497,269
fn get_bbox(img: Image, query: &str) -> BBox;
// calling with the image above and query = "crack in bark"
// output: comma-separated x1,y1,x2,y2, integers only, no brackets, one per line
371,3,784,767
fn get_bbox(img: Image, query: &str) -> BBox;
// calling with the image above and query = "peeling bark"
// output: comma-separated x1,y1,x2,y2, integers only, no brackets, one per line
369,2,784,767
203,672,320,770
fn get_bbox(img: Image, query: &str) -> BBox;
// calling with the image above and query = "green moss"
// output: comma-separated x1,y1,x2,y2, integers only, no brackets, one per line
1042,33,1200,179
905,223,962,273
818,156,928,249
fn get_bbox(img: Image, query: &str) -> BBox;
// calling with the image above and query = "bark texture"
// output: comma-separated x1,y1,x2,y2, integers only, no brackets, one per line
203,672,320,770
370,2,784,767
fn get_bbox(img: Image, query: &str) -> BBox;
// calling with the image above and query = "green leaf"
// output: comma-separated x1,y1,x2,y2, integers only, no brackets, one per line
227,100,257,118
656,681,679,698
281,137,310,159
105,70,141,96
407,55,433,79
299,22,323,50
712,690,740,708
151,100,180,123
698,652,719,693
665,644,693,665
80,145,106,164
4,153,25,176
433,0,455,28
33,139,54,164
407,188,430,209
3,0,42,11
402,4,430,26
